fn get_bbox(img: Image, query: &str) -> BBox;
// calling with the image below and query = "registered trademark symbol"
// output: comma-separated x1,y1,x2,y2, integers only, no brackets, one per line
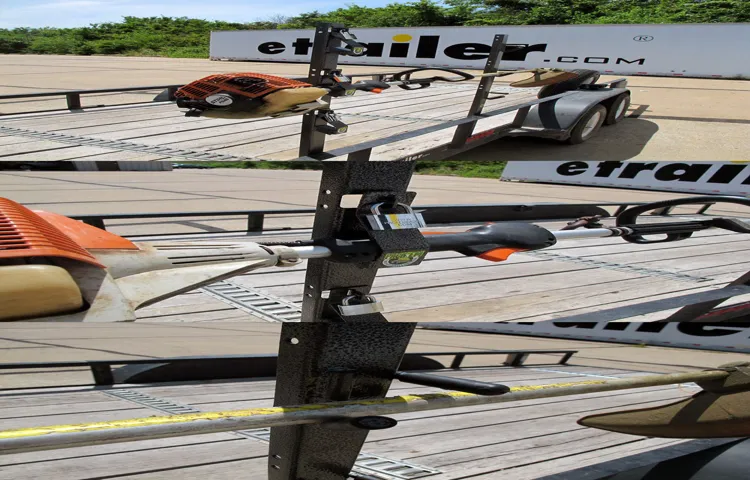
633,35,654,42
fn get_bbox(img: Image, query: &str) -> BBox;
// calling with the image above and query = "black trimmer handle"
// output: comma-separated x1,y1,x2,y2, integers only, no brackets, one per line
393,371,510,396
425,223,557,261
617,195,750,244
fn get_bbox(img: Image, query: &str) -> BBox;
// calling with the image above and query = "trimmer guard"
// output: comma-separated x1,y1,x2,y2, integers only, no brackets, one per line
579,362,750,438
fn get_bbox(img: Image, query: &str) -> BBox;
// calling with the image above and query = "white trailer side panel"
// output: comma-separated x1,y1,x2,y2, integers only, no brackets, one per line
209,23,750,78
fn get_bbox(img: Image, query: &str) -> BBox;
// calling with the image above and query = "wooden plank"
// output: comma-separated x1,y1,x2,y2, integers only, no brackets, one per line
392,261,750,323
0,405,155,430
0,436,267,479
433,436,681,480
101,457,268,480
4,108,181,130
0,135,35,146
0,397,143,419
0,391,113,409
0,433,241,468
0,104,177,126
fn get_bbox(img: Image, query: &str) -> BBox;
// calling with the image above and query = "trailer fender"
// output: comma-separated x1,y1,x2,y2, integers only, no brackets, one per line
523,88,631,133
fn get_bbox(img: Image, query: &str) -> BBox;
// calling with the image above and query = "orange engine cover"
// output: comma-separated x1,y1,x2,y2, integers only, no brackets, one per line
0,198,106,267
174,73,313,101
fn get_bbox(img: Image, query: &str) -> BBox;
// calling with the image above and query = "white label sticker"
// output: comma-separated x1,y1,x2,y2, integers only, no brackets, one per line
205,94,234,106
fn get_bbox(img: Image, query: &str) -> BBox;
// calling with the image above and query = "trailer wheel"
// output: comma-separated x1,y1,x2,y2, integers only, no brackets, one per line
567,104,606,145
537,69,601,99
604,93,631,125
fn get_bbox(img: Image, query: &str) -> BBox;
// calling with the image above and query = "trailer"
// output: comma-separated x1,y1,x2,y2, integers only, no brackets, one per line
0,24,631,163
2,156,750,478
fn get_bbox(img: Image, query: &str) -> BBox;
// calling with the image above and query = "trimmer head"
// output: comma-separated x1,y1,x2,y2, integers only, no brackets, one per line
174,73,329,119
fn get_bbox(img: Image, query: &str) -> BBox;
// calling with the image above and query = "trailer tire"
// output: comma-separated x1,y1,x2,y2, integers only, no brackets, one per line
604,93,631,125
537,69,600,99
567,104,606,145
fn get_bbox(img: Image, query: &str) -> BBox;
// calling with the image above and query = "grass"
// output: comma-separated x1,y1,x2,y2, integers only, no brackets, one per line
176,161,507,179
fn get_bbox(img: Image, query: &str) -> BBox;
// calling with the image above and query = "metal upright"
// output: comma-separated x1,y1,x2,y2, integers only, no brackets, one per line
298,23,365,157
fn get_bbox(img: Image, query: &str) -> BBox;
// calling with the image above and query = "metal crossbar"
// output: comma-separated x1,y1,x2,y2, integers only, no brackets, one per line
0,370,728,456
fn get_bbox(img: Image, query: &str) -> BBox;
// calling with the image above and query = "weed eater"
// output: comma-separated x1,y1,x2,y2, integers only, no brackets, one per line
3,195,748,322
173,67,581,119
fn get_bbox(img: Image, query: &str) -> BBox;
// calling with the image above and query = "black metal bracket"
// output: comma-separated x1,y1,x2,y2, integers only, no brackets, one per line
269,157,431,479
299,23,356,157
268,323,416,480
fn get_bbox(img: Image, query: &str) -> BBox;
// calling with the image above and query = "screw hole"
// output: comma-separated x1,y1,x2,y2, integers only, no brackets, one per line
308,285,314,289
321,204,329,209
305,293,313,298
289,337,300,345
325,189,332,194
272,454,282,459
271,465,281,470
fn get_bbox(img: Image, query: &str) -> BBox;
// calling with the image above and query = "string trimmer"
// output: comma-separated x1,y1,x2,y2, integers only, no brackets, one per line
2,195,748,323
173,67,580,119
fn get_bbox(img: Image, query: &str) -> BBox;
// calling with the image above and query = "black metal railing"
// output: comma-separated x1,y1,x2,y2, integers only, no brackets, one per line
68,200,716,238
0,349,577,388
0,85,182,115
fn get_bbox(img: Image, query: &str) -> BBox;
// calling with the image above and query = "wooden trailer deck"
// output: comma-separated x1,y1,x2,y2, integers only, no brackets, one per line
0,84,539,162
0,336,742,480
118,218,750,325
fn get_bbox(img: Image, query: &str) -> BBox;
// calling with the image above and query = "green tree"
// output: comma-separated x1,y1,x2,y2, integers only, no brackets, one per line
0,2,746,57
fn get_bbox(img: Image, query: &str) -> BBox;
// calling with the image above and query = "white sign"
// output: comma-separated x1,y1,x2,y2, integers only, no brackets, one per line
209,24,750,78
501,161,750,196
421,321,750,353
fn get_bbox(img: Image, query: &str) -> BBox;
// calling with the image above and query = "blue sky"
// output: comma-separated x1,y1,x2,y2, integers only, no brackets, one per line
0,0,395,29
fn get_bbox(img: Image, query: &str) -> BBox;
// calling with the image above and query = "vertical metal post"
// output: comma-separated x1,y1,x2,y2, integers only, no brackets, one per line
651,206,674,216
450,353,466,369
559,352,574,365
697,203,715,215
247,213,264,232
269,158,428,480
505,353,529,367
450,34,508,148
66,93,82,110
298,23,343,158
90,364,114,386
